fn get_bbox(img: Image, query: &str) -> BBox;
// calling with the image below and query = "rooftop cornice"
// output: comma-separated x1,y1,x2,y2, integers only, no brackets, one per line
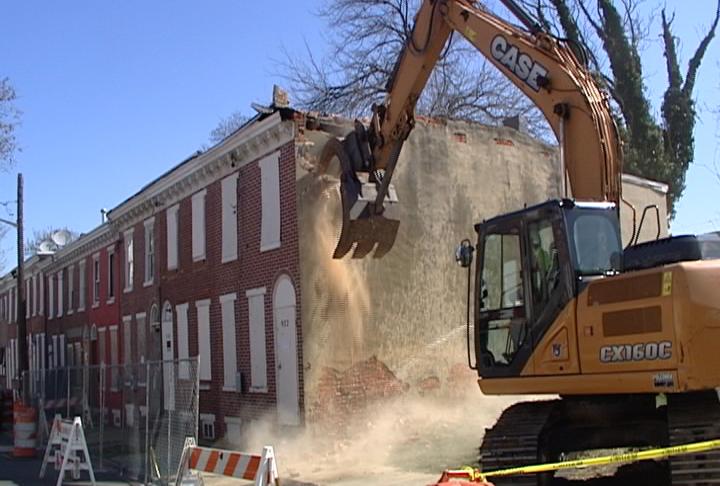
108,113,294,230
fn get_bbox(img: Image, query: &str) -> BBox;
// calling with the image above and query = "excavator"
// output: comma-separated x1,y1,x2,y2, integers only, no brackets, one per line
319,0,720,484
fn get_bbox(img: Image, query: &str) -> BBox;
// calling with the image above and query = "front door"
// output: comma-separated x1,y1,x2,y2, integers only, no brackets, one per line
274,277,300,425
477,224,531,377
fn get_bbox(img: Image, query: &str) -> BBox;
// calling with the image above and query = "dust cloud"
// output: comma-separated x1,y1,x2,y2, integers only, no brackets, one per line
241,391,523,485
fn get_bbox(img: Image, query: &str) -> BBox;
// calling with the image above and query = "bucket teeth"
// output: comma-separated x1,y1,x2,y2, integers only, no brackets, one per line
332,215,400,259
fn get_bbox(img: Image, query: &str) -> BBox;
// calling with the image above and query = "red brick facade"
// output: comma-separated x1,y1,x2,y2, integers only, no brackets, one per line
0,110,303,442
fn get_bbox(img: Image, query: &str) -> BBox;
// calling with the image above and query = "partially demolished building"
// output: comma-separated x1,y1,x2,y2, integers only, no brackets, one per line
0,97,668,443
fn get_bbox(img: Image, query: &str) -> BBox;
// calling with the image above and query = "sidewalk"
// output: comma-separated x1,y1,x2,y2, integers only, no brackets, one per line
0,428,135,486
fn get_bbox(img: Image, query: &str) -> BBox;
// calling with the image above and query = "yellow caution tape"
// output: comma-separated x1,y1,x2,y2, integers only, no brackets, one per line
446,439,720,482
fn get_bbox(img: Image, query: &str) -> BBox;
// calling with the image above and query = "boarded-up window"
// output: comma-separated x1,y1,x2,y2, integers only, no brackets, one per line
123,316,132,366
192,189,207,261
110,326,119,390
196,299,211,381
48,276,54,320
259,151,281,251
166,204,179,270
221,174,238,262
247,288,267,392
220,293,237,391
176,303,189,379
57,271,64,317
78,262,86,311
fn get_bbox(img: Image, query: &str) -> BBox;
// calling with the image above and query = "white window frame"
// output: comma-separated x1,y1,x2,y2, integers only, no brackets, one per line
176,303,189,379
109,325,119,391
200,413,216,440
67,266,74,314
221,174,239,263
166,204,179,270
246,287,268,392
124,229,134,293
191,189,207,262
33,274,38,317
220,292,238,391
107,246,116,303
122,315,132,370
92,253,100,307
57,271,63,318
259,151,281,252
77,262,86,312
195,299,211,382
48,277,54,320
144,217,155,286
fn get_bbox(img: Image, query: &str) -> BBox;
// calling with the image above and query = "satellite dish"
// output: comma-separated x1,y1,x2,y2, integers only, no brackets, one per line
37,240,56,255
51,229,72,247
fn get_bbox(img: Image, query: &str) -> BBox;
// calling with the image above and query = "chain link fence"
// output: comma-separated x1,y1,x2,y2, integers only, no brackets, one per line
24,358,199,484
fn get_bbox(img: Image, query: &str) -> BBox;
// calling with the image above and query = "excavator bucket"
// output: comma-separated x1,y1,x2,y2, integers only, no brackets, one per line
320,136,400,259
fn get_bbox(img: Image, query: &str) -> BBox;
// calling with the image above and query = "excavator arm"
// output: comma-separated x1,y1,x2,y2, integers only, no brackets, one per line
324,0,621,258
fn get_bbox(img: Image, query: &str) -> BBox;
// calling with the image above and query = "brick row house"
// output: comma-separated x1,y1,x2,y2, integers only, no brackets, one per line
0,108,302,443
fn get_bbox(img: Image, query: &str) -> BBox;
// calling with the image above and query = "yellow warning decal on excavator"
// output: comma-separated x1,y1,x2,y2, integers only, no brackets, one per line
447,438,720,481
662,271,673,296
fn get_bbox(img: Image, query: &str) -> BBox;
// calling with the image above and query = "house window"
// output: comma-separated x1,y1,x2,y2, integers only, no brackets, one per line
200,414,216,440
25,279,29,318
123,316,132,377
108,248,115,301
67,266,74,313
220,293,238,391
48,277,54,320
195,299,211,382
166,204,179,270
221,174,238,262
247,287,267,392
144,217,155,285
78,261,86,311
176,303,189,379
93,254,100,306
57,271,63,318
109,325,119,390
124,229,134,292
59,334,66,368
191,189,207,262
259,151,281,251
33,275,38,317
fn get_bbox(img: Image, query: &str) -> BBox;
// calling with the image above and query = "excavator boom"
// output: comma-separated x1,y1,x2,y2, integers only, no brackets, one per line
327,0,621,258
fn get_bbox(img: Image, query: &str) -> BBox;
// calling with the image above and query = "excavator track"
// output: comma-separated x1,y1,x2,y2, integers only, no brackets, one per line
668,392,720,485
479,400,557,486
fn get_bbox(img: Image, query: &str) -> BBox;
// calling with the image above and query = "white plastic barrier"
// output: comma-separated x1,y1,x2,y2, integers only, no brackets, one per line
39,415,96,486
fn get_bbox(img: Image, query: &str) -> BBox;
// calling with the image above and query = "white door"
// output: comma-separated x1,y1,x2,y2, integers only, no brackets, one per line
274,276,299,425
161,302,175,411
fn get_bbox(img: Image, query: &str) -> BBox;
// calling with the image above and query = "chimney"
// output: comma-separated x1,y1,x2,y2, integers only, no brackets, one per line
100,208,107,223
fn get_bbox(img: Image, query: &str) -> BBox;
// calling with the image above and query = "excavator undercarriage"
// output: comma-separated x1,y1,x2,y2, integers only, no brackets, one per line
480,391,720,485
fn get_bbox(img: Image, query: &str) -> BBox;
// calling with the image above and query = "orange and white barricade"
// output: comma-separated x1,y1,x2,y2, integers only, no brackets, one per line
175,438,278,486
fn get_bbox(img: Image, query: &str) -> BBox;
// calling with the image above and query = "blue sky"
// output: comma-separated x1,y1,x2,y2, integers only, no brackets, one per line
0,0,717,272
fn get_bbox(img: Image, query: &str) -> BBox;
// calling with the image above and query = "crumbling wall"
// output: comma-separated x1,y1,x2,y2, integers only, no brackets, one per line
295,117,560,422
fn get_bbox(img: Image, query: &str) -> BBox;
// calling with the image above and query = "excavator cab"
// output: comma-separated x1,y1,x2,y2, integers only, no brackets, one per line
471,199,621,378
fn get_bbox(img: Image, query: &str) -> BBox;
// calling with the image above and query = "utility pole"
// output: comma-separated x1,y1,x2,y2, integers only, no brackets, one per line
16,173,27,402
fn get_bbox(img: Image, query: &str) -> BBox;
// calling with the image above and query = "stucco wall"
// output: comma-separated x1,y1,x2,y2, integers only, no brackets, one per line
296,118,561,419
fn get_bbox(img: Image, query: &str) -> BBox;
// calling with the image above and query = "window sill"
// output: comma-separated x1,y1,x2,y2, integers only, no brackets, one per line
77,307,85,313
123,287,133,294
92,302,100,309
249,386,268,394
192,255,206,263
199,383,211,391
67,310,73,316
221,254,238,264
222,386,238,393
107,297,115,305
167,265,178,272
260,241,281,253
143,280,153,288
